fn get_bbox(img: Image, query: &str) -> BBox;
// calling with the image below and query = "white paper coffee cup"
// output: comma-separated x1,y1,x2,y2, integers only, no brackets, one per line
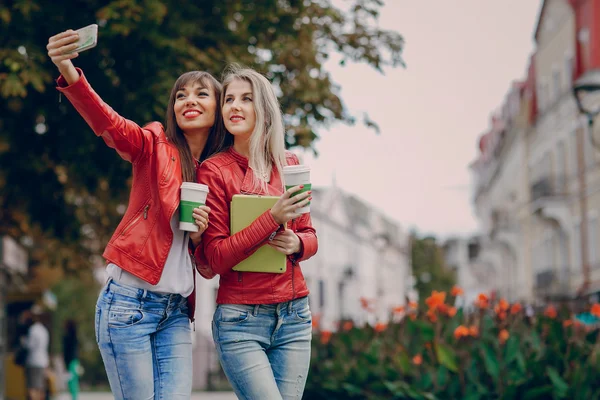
179,182,209,232
283,165,311,214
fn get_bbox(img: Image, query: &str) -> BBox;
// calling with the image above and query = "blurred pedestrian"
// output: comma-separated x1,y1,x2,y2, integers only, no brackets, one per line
63,319,79,400
196,65,318,399
22,305,49,400
46,29,231,400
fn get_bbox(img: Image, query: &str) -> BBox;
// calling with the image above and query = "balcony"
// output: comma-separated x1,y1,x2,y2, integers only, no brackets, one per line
530,176,567,203
530,176,570,229
535,267,571,299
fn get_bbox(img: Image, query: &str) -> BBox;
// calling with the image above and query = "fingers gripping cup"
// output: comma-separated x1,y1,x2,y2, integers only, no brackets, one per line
283,165,311,214
179,183,209,232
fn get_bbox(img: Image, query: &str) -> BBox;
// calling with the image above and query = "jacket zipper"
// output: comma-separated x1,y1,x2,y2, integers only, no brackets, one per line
161,156,176,183
290,218,297,300
121,203,150,236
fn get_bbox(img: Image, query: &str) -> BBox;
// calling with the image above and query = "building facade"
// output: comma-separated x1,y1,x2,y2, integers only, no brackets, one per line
470,0,600,303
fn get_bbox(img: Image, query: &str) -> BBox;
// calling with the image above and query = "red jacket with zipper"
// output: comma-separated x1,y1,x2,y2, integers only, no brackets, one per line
56,69,212,320
195,148,318,304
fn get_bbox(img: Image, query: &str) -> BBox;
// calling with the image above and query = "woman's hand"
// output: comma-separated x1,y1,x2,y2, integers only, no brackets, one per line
47,30,80,84
189,205,211,247
268,229,302,255
270,185,311,225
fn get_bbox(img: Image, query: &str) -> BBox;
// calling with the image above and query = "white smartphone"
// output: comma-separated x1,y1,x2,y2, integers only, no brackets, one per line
69,24,98,54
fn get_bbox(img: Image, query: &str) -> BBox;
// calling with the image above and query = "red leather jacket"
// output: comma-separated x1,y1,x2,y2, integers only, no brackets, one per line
56,69,211,320
195,148,318,304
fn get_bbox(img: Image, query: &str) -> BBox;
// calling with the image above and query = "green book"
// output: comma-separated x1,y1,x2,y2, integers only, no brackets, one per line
230,195,287,273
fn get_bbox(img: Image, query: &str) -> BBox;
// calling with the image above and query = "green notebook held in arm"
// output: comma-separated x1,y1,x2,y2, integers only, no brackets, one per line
230,194,287,273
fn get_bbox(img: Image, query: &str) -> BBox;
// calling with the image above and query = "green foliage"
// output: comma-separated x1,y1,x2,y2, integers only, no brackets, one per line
305,297,600,399
410,234,456,304
0,0,404,276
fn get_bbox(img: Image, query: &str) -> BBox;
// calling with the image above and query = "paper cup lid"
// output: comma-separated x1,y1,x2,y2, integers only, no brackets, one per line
180,182,209,192
283,165,310,174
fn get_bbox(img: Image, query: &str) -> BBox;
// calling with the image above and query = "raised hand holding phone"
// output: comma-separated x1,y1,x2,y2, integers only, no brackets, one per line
47,31,79,85
69,24,98,54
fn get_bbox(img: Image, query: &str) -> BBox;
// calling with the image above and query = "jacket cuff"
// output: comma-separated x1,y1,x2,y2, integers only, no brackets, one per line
295,231,317,262
56,67,85,90
251,210,282,244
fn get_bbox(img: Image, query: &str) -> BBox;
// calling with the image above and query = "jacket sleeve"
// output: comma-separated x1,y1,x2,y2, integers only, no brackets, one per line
287,153,318,262
198,161,281,275
190,242,216,280
56,68,154,163
293,212,318,262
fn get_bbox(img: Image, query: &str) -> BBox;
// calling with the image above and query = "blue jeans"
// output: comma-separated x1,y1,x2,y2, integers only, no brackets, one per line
95,279,192,400
212,296,312,400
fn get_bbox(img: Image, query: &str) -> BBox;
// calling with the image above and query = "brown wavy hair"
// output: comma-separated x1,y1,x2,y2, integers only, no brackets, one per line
165,71,231,182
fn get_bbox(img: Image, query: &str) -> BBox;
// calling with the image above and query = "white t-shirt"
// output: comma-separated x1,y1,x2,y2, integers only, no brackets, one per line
25,322,49,368
106,211,194,297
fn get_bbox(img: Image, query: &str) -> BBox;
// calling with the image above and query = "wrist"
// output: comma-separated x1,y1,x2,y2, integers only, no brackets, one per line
270,210,283,225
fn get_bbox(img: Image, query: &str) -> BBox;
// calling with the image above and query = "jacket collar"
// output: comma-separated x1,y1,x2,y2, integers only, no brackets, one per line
227,148,283,195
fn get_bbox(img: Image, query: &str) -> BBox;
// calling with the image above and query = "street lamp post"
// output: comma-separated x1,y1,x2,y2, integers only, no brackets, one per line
572,70,600,295
573,69,600,147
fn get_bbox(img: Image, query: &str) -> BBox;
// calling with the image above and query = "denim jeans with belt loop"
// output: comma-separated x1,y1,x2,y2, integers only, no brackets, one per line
95,278,192,400
212,296,312,400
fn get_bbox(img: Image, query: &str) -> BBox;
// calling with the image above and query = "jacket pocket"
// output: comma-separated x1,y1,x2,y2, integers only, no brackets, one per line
119,202,151,237
160,155,176,185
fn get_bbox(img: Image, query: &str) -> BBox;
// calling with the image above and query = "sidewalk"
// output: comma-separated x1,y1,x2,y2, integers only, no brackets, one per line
71,392,237,400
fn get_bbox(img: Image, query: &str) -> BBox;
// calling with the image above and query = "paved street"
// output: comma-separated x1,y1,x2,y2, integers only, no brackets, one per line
67,392,237,400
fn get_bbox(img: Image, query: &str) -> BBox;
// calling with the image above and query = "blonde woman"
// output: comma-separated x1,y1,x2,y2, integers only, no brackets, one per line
195,65,318,399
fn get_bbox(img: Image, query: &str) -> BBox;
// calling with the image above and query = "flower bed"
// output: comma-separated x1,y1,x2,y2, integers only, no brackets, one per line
305,288,600,399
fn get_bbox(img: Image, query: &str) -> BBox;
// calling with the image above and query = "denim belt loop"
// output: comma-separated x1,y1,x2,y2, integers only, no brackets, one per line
105,277,113,293
287,300,293,314
253,305,260,316
140,288,147,301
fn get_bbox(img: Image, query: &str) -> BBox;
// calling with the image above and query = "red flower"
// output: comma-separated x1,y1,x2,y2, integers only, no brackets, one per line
454,325,469,340
342,321,353,331
412,354,423,365
469,325,479,337
475,293,489,309
498,329,509,344
544,305,557,319
320,330,332,344
510,303,522,315
392,305,405,314
591,303,600,318
374,322,387,332
425,291,446,310
360,297,374,312
451,285,464,297
312,314,321,329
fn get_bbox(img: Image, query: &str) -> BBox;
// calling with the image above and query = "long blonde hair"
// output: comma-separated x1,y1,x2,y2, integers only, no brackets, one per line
221,64,287,192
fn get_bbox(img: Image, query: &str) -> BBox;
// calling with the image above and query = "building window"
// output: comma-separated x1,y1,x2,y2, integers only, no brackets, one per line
318,279,325,308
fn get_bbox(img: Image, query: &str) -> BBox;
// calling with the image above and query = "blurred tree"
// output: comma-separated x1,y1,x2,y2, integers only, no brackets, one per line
410,233,456,304
0,0,404,273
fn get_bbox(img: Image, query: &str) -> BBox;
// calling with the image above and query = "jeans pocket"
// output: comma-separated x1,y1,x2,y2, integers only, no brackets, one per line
215,305,250,325
107,308,145,328
294,304,312,322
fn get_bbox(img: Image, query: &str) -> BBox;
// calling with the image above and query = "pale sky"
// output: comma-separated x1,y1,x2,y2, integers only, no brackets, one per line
301,1,541,238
